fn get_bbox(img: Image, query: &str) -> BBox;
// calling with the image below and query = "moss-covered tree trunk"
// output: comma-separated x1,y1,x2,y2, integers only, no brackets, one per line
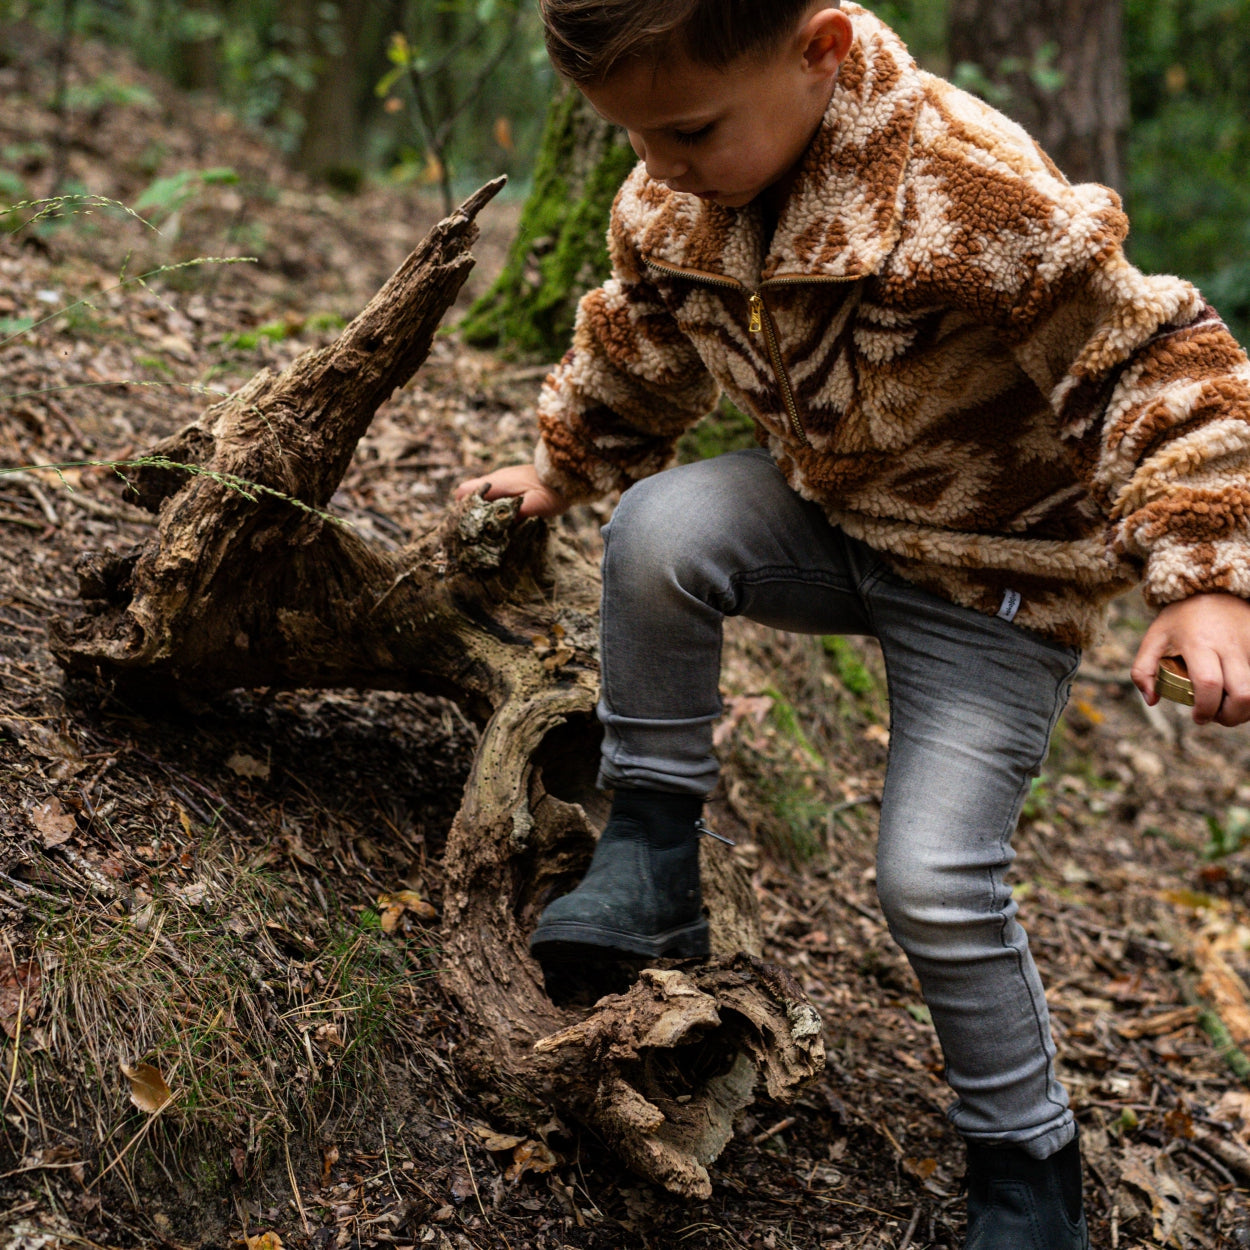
460,83,637,359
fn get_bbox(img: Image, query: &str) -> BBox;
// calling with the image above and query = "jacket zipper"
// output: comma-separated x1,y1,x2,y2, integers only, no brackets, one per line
644,258,857,449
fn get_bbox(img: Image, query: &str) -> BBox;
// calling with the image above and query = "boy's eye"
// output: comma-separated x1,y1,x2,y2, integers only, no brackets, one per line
673,124,713,146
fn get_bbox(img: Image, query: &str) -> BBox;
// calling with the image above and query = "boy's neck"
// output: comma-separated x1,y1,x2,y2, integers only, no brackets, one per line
759,172,796,244
756,73,837,241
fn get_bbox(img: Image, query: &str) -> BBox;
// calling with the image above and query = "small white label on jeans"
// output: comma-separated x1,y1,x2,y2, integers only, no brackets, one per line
997,588,1022,622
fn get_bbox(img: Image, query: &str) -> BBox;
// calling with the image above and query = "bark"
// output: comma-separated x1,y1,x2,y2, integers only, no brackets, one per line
51,181,824,1199
288,0,369,187
459,83,638,359
948,0,1128,190
173,0,220,94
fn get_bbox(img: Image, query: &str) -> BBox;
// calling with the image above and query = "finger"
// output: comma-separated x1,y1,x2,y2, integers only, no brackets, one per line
1185,647,1225,724
1216,654,1250,727
453,476,486,500
517,488,557,519
1130,630,1173,705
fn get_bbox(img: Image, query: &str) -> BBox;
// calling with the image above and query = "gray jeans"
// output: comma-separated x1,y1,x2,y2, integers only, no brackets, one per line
598,449,1080,1158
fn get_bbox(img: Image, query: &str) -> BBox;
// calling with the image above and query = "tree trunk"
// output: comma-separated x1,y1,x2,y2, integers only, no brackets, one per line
289,0,369,187
51,180,825,1200
459,83,637,359
173,0,220,94
948,0,1128,190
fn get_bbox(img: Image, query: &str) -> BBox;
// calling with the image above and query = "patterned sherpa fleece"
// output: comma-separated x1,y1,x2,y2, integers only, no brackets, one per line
534,3,1250,647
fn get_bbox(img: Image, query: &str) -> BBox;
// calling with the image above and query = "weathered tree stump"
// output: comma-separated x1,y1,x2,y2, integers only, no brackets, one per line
52,181,825,1199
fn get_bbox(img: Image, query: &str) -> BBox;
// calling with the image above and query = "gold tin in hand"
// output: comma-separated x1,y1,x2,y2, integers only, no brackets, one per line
1156,656,1195,706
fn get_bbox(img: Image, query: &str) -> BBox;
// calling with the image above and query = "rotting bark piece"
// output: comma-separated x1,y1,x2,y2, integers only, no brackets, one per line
531,960,824,1199
50,181,825,1198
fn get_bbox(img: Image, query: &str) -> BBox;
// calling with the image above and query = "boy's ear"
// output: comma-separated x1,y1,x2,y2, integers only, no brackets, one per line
799,8,855,76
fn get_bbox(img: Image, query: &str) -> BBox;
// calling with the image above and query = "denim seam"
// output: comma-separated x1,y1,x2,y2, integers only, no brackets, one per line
598,525,627,775
985,650,1082,1126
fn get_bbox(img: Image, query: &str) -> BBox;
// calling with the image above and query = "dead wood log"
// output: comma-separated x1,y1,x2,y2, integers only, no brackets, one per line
50,181,825,1199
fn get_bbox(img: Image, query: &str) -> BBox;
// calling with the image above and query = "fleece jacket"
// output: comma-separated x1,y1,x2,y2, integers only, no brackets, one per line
533,2,1250,647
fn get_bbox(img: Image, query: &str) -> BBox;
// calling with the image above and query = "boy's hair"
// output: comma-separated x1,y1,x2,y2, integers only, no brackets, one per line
540,0,835,85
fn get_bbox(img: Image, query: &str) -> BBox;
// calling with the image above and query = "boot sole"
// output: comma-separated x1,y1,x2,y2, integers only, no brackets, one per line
529,917,710,963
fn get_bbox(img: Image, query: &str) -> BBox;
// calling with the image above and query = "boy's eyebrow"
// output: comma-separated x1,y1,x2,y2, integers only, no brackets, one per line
590,105,721,130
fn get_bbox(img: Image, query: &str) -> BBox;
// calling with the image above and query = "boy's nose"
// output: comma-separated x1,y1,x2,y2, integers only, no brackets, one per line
643,150,691,183
628,133,689,184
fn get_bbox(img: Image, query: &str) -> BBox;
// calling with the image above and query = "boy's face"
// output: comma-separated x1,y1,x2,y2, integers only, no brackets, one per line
581,7,853,211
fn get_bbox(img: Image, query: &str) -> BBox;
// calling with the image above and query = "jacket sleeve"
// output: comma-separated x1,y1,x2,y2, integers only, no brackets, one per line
1002,187,1250,608
533,209,721,505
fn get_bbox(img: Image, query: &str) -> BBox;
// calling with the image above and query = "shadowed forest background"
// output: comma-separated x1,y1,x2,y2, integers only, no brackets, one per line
3,1,1250,1248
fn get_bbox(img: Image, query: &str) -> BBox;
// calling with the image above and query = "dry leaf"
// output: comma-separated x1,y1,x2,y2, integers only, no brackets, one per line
1117,1144,1190,1246
30,797,76,847
321,1143,339,1187
0,954,42,1040
713,694,774,748
376,889,438,929
1163,1107,1194,1139
18,1144,81,1175
120,1060,175,1112
177,881,209,907
1072,697,1105,725
231,1145,247,1179
1194,927,1250,1048
391,888,437,918
1,718,87,779
449,1169,476,1203
471,1124,526,1152
282,835,318,868
226,752,270,780
245,1234,283,1250
864,724,891,748
1115,1006,1200,1039
505,1139,559,1182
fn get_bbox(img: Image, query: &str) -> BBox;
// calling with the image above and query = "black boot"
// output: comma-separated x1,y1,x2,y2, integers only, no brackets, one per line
529,788,710,964
965,1135,1089,1250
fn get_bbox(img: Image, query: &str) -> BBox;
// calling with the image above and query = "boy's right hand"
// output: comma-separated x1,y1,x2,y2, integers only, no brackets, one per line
454,463,569,519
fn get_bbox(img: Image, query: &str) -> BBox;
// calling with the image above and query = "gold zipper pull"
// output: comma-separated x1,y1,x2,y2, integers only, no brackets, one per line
748,293,763,333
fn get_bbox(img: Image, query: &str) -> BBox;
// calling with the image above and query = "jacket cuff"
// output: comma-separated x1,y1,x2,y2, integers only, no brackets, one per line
1140,535,1250,608
533,440,604,507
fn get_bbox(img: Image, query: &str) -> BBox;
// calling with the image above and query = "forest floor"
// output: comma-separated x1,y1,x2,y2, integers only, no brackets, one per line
4,19,1250,1250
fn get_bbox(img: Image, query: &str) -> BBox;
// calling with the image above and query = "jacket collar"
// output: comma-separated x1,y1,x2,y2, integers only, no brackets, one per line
632,3,925,287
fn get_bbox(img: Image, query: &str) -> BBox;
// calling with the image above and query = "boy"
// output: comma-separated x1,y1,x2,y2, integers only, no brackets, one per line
456,2,1250,1245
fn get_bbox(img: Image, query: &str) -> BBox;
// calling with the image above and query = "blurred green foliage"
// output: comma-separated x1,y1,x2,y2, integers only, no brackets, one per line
0,0,552,194
677,399,758,465
871,0,951,68
2,0,1247,335
379,0,552,196
1125,0,1250,339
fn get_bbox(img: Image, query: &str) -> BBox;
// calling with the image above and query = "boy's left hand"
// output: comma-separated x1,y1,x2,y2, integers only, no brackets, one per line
1132,592,1250,726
